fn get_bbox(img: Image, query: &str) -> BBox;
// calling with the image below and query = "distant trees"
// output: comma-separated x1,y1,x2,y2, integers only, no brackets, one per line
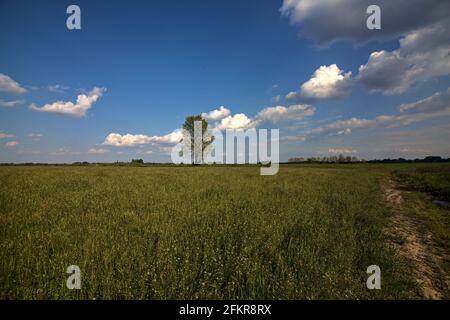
288,155,360,163
423,156,443,162
287,155,450,164
367,156,447,164
131,159,144,164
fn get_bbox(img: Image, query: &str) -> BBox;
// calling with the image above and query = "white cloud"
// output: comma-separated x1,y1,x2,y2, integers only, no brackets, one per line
255,104,315,123
103,130,183,147
104,102,314,151
88,148,110,154
5,141,19,147
207,103,315,131
285,91,299,101
201,106,231,121
30,87,106,117
149,130,183,144
306,87,450,138
0,73,27,94
280,1,450,95
216,113,253,130
328,148,357,154
0,99,24,108
103,134,153,147
281,19,449,97
299,64,352,100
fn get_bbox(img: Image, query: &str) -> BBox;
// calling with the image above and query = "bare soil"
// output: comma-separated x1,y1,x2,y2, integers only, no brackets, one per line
384,177,449,299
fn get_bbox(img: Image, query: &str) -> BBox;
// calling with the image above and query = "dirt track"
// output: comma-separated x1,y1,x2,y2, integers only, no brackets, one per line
384,177,449,299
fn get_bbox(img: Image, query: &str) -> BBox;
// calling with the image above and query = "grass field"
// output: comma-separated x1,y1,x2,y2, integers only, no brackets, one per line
1,164,448,299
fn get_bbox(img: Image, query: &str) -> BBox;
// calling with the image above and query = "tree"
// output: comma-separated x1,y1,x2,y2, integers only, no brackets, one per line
131,159,144,164
181,115,215,164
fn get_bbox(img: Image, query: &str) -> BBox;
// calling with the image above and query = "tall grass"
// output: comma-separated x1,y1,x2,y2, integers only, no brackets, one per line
393,164,450,201
0,165,412,299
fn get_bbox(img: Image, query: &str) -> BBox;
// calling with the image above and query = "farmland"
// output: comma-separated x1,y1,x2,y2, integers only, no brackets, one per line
0,164,449,299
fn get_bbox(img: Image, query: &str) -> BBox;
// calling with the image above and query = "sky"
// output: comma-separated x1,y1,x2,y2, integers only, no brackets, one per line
0,0,449,163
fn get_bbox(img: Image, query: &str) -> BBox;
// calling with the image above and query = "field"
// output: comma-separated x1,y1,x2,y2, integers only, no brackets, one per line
1,164,449,299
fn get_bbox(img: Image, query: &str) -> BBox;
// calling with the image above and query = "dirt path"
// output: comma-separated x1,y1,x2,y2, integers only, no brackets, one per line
384,177,448,299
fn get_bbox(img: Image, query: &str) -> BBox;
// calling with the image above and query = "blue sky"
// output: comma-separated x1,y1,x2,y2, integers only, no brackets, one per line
1,0,449,162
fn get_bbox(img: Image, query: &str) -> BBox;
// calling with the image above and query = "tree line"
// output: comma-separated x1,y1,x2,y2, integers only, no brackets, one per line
287,155,450,164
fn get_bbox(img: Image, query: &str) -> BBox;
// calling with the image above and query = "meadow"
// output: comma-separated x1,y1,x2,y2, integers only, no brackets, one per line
1,164,448,299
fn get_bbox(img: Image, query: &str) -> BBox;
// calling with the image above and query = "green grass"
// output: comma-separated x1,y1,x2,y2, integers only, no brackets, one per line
0,165,415,299
393,164,450,201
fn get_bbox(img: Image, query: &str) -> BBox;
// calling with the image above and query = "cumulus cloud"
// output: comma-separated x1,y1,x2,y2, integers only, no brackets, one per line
356,21,450,94
285,91,299,101
103,134,153,147
280,0,449,45
255,104,315,123
201,106,231,121
357,51,412,94
30,87,106,117
285,65,352,102
0,73,27,94
216,113,254,130
5,141,19,147
206,103,316,130
103,103,314,151
103,130,182,147
280,1,450,95
298,64,352,100
0,99,24,108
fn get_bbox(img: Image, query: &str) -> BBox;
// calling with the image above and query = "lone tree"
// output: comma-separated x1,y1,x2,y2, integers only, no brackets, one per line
181,115,215,164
